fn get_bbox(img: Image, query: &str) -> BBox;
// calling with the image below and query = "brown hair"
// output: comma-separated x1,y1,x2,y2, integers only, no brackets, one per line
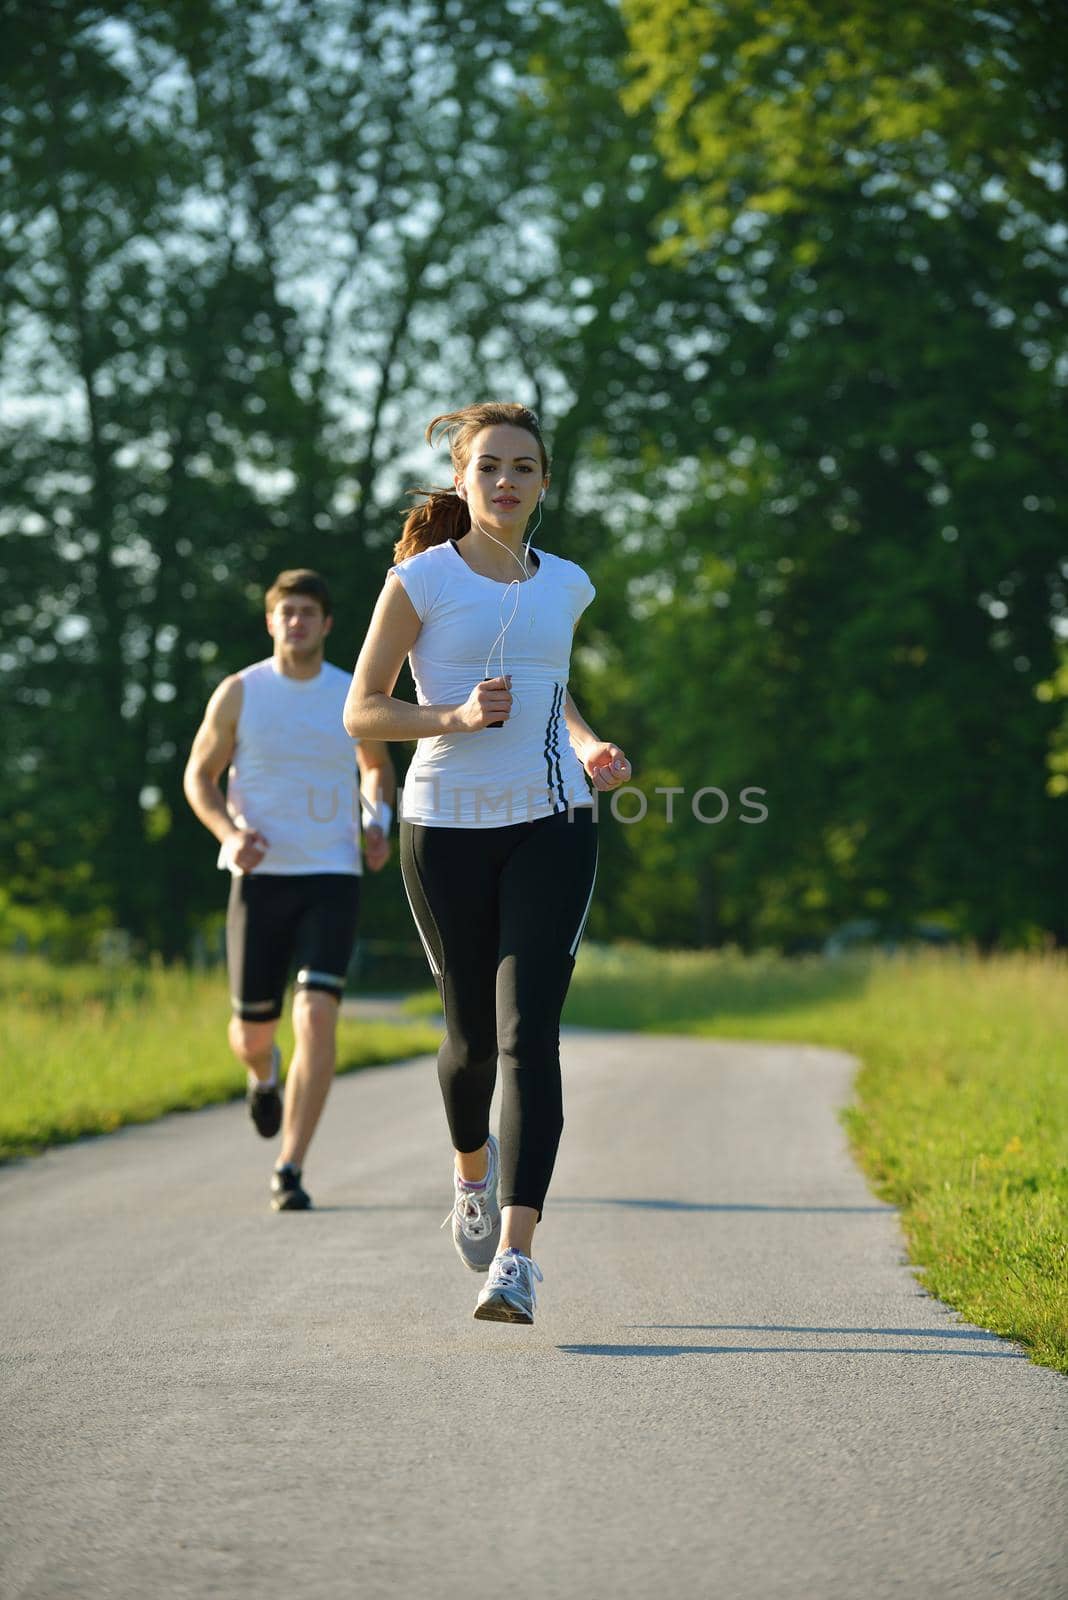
265,568,332,617
394,402,550,564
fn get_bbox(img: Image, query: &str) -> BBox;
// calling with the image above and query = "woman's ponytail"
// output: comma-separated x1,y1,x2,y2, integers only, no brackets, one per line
393,487,470,564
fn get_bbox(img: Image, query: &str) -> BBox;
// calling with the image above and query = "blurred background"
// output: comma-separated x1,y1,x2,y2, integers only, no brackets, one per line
2,0,1066,967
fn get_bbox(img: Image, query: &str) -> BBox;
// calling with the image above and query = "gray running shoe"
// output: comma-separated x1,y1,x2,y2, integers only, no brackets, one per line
474,1247,543,1325
442,1134,501,1272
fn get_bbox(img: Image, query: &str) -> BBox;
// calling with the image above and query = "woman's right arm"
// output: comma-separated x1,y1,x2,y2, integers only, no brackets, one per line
343,573,512,740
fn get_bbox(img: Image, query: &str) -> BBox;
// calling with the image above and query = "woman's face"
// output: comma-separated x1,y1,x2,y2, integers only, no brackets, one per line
457,424,548,535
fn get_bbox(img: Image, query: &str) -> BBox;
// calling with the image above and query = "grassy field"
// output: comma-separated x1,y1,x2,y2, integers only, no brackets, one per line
0,956,440,1161
417,944,1068,1374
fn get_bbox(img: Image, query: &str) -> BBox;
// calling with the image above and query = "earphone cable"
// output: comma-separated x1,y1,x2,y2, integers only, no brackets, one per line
468,502,543,685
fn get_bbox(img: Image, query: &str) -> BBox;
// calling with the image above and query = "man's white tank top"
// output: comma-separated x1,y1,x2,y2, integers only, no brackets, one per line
219,658,362,876
389,539,596,828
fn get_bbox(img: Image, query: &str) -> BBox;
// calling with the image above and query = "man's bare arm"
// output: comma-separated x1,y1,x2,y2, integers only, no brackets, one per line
355,738,395,872
182,676,267,871
356,738,397,813
183,676,241,842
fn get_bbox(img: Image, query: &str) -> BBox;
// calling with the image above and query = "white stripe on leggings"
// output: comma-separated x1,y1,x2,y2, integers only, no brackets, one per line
569,852,599,957
402,869,441,980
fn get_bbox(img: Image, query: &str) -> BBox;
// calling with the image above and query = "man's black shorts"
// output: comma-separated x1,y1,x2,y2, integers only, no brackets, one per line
226,873,361,1022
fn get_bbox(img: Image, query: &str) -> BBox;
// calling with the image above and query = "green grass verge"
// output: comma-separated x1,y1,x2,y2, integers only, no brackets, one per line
0,956,441,1161
411,945,1068,1374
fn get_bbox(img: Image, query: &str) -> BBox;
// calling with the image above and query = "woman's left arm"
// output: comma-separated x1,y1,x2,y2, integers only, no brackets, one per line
564,690,632,792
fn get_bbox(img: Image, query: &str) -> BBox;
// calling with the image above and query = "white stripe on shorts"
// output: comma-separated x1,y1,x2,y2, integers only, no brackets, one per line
296,968,344,990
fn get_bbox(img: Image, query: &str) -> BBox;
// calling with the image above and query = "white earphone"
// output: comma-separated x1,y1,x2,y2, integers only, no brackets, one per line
451,481,547,700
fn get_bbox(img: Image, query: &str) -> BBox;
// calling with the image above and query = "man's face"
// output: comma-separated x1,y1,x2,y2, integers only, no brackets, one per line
266,595,332,656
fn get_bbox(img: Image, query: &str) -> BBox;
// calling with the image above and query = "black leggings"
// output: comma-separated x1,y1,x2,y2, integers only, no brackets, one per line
400,807,598,1216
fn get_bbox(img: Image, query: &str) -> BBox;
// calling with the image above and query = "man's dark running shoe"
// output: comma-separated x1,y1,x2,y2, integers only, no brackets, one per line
247,1045,283,1138
270,1163,312,1212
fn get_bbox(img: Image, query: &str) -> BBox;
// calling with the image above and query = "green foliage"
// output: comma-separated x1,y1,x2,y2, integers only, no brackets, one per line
0,0,581,958
0,955,440,1159
1036,644,1068,797
2,0,1066,957
615,0,1068,946
623,1,1061,249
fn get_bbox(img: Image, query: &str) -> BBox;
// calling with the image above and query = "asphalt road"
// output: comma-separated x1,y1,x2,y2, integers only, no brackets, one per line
2,1030,1065,1600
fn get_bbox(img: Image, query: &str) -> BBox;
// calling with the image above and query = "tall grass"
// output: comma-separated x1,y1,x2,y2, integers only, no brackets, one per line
0,956,440,1160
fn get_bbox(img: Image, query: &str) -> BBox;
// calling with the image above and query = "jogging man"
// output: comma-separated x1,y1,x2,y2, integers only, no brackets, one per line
183,568,395,1211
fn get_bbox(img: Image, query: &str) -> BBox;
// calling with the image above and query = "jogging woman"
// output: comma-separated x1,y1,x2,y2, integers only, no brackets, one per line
344,401,631,1325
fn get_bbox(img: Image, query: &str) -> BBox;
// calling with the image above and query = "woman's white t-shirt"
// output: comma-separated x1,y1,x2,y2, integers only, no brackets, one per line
389,539,596,828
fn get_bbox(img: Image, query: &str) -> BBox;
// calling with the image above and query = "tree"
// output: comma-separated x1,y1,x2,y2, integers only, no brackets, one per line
1,0,585,956
618,0,1068,943
4,0,1066,958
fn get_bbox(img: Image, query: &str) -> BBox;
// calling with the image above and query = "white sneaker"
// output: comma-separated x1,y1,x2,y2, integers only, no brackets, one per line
474,1247,543,1325
442,1134,501,1272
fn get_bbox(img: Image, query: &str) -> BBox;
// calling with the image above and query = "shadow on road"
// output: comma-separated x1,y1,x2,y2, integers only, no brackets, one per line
553,1196,894,1215
626,1323,1003,1340
558,1342,1025,1359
